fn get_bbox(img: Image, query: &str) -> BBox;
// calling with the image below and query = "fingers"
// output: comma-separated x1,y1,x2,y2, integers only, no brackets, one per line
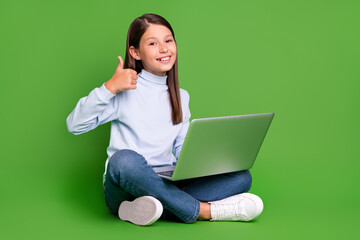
126,74,137,87
125,69,138,81
132,72,138,79
126,68,138,76
128,84,137,89
130,76,137,85
118,56,123,69
112,55,138,91
130,71,138,89
127,78,137,89
116,56,137,76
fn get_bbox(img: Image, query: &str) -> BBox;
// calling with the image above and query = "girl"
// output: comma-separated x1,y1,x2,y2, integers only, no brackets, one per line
66,13,263,226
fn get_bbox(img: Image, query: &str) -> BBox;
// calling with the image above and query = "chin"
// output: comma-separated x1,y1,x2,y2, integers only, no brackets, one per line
157,66,173,74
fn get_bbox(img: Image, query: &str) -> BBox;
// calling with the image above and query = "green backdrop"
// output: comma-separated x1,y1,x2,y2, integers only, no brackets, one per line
1,0,359,239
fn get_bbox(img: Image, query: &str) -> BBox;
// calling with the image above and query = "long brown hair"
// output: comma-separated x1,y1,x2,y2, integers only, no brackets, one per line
124,14,183,125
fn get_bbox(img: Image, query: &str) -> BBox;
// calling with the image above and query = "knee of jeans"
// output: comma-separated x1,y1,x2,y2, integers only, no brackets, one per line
107,149,145,180
243,170,252,192
232,170,252,193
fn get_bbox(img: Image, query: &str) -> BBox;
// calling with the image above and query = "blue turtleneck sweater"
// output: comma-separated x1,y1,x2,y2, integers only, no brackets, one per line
66,69,191,182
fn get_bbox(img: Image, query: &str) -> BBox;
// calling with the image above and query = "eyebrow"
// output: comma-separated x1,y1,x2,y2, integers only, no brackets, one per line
146,34,173,41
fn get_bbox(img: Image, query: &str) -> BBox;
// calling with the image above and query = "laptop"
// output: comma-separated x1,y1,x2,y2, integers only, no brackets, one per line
153,112,274,181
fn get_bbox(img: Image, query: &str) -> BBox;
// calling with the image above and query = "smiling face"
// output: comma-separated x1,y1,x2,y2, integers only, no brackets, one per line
129,24,177,77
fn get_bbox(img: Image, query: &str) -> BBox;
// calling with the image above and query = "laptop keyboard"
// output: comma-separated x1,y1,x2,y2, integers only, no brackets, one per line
158,170,174,177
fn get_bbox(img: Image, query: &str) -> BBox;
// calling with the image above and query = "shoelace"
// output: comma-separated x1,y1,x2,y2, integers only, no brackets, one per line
212,199,249,219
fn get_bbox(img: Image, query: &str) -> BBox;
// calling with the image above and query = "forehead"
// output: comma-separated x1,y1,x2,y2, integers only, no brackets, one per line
142,24,173,41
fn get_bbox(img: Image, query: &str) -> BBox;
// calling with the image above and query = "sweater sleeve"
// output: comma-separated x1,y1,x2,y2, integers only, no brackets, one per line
173,90,191,159
66,83,118,135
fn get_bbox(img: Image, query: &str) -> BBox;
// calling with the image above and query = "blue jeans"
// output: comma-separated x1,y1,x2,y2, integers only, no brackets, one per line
104,149,252,223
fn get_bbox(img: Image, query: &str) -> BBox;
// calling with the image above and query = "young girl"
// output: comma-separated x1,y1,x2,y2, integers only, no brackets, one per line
66,13,263,226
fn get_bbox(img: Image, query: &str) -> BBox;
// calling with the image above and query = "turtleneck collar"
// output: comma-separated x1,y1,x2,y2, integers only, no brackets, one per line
138,69,168,85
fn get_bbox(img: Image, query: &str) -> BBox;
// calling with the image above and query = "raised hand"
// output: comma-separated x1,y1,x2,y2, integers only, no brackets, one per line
105,56,138,94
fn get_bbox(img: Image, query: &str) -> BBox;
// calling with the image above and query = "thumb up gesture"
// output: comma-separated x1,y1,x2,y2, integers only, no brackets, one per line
105,56,138,94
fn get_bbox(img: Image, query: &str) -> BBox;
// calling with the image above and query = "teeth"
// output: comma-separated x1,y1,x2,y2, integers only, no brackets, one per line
158,57,170,61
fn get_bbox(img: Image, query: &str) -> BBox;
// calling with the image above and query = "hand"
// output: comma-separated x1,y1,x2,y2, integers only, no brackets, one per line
105,56,138,94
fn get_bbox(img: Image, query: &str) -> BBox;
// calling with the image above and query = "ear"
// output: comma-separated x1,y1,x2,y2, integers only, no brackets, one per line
129,46,141,60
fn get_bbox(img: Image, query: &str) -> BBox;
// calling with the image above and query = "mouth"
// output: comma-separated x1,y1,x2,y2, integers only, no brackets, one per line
156,55,171,63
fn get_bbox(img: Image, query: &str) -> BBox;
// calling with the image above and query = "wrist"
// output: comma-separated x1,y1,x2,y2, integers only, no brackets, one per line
105,80,117,94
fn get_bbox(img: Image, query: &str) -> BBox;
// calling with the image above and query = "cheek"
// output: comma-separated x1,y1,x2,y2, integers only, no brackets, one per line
171,46,177,58
142,51,155,62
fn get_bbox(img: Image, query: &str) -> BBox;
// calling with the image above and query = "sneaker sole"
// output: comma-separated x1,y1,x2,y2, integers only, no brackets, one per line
118,196,163,226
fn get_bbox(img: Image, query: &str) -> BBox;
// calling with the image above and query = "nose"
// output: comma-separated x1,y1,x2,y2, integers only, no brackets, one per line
159,43,168,53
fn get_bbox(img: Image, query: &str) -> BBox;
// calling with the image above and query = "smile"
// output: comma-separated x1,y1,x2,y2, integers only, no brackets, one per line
156,56,171,63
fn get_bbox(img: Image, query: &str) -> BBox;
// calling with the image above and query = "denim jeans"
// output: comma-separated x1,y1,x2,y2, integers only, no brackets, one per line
104,149,252,223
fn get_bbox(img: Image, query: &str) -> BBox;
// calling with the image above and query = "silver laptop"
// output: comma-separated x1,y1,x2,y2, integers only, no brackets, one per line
153,112,274,181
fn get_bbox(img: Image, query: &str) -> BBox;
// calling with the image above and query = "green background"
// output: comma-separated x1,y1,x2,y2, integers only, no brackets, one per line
1,0,359,239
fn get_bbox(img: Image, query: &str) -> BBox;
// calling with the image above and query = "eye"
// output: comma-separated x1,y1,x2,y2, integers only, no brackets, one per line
166,39,173,43
149,42,156,46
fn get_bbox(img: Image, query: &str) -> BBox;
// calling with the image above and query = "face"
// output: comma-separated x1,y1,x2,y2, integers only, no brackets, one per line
130,24,177,77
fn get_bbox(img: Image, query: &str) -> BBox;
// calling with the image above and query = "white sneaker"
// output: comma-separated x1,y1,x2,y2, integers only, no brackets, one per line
209,193,264,221
118,196,163,226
